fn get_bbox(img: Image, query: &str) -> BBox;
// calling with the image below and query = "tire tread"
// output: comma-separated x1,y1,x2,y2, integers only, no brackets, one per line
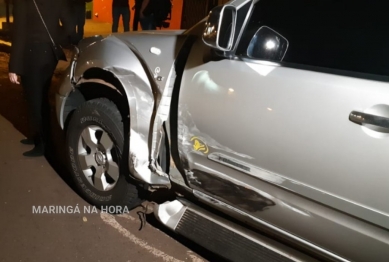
67,98,142,212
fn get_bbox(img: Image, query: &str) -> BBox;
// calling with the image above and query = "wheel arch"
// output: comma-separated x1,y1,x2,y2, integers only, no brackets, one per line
62,67,132,132
61,64,170,186
59,34,174,186
65,97,144,209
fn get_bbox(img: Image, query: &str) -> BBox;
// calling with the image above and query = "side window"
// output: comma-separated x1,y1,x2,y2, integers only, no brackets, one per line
236,0,389,77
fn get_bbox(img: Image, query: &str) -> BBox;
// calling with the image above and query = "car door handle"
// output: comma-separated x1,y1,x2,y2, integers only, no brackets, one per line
349,111,389,129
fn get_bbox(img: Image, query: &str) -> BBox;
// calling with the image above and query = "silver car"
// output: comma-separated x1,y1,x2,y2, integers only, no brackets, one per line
56,0,389,261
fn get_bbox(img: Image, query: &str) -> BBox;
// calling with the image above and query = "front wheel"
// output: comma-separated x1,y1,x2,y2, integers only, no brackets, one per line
66,98,142,211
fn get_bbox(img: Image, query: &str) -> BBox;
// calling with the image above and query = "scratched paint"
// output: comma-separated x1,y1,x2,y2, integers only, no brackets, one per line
177,103,253,160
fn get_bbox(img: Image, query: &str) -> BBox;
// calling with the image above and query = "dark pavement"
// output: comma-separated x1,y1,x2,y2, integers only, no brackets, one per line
0,51,210,262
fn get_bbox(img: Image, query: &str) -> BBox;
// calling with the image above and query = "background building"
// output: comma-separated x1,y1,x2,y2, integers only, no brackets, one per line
92,0,230,30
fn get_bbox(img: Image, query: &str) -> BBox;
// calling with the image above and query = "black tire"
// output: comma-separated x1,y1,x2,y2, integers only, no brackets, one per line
66,98,142,211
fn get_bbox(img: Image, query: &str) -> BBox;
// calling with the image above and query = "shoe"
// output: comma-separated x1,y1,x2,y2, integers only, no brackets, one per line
23,146,44,157
20,138,34,145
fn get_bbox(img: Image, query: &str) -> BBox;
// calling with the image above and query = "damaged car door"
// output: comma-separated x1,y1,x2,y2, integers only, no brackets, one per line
176,0,389,261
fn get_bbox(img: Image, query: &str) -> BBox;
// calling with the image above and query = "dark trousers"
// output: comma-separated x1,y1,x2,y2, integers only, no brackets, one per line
73,4,86,44
133,8,140,31
112,6,130,32
21,43,58,148
140,15,156,30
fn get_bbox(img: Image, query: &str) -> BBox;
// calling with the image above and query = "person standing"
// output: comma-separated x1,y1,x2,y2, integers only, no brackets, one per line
8,0,74,157
70,0,91,44
139,0,156,30
112,0,130,32
132,0,143,31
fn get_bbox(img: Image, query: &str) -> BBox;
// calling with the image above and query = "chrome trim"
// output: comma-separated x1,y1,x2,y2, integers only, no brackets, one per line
209,154,250,172
55,93,66,129
193,190,350,262
203,4,237,52
240,57,282,67
349,111,389,129
231,0,255,53
178,198,317,262
69,45,80,89
218,5,237,51
70,60,77,88
154,200,187,230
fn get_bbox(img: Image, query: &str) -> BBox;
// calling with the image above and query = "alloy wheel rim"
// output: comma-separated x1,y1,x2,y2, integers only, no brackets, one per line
77,125,120,191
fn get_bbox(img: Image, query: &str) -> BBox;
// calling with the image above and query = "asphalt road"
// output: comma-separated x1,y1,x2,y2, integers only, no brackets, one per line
0,52,217,262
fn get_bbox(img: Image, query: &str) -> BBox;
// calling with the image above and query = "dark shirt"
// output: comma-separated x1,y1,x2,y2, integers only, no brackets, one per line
26,1,51,44
112,0,129,7
9,0,75,75
135,0,143,8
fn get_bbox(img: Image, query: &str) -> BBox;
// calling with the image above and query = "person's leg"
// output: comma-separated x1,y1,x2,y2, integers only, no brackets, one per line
112,6,120,33
140,16,150,30
21,72,44,151
122,7,130,32
76,4,86,42
70,5,78,45
21,44,58,157
133,9,139,31
140,15,156,30
150,15,156,30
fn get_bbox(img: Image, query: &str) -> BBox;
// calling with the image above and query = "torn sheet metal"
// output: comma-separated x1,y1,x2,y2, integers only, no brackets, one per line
113,34,188,179
188,168,276,213
149,65,176,177
59,33,187,186
108,66,169,185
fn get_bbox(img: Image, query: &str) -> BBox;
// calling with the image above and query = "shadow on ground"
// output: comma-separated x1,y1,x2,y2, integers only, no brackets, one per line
0,51,75,188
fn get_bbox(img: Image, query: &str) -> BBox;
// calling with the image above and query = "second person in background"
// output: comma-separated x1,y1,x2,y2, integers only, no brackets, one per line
112,0,131,32
70,0,92,44
132,0,143,31
139,0,156,30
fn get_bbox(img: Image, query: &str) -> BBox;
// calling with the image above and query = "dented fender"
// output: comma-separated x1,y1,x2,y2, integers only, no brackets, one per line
57,33,187,186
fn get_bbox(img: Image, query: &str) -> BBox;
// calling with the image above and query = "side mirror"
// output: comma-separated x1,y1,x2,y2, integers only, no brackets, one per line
247,26,289,62
202,5,237,51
